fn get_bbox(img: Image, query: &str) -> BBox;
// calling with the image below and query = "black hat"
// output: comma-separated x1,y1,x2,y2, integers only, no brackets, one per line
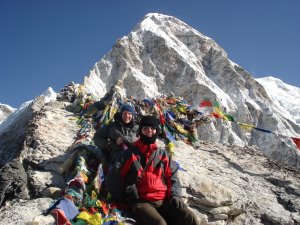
139,115,159,131
138,116,160,144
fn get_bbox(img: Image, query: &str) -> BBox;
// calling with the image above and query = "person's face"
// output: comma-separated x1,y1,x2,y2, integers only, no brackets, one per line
122,110,133,124
141,126,157,137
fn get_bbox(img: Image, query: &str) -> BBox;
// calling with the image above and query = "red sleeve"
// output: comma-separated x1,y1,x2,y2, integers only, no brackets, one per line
120,153,141,177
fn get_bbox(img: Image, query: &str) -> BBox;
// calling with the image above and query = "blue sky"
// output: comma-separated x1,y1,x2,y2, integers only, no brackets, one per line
1,1,299,108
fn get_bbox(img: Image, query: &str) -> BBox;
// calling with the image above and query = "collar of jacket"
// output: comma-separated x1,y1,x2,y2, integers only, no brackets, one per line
133,139,158,155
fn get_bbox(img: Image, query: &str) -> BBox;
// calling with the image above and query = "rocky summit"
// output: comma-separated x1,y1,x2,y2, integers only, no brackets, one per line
0,13,300,225
0,97,299,225
83,13,300,168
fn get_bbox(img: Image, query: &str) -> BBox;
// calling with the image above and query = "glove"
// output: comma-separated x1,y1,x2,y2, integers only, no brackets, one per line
126,184,139,201
116,137,124,146
168,196,186,208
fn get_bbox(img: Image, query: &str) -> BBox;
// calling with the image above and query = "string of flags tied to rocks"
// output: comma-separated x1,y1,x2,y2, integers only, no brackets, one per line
198,99,300,150
62,81,300,153
46,82,300,225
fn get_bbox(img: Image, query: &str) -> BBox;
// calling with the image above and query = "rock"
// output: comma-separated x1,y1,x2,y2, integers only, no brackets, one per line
187,178,235,207
25,214,54,225
28,170,65,197
22,101,78,173
0,101,77,207
0,158,29,207
41,187,62,199
227,213,248,225
173,140,300,224
213,214,228,220
0,198,54,225
0,97,45,165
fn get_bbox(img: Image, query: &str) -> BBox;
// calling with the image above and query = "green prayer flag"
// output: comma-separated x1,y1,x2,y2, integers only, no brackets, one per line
224,114,234,122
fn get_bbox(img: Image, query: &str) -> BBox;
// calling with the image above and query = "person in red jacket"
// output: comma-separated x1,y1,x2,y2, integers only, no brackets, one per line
110,115,199,225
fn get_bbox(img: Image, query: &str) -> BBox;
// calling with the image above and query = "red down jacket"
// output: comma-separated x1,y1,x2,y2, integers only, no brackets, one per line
116,139,182,202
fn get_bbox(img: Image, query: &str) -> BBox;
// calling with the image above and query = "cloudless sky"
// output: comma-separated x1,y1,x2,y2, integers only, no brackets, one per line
1,0,299,108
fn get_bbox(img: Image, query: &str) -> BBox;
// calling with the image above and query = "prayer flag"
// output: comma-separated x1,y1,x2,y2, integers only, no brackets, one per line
254,127,272,133
224,114,235,122
200,100,212,107
237,122,254,131
292,137,300,150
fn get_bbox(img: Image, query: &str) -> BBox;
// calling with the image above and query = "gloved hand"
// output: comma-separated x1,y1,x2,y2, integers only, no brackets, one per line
126,184,139,201
168,196,186,208
116,137,124,146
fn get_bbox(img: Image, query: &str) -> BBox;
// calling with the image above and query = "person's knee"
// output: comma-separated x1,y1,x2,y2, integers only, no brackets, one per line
133,207,167,225
135,214,167,225
182,209,199,225
156,217,167,225
135,220,166,225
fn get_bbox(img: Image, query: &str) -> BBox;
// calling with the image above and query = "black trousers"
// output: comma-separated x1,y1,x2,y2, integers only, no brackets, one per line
131,200,200,225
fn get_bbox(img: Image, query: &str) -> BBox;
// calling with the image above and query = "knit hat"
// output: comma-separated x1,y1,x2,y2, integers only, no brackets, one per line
139,115,160,131
138,116,160,144
121,104,135,115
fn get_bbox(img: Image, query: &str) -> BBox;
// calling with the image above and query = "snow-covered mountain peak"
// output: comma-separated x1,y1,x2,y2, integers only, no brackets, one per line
139,13,206,38
0,103,15,112
0,87,57,134
134,13,220,50
86,13,230,105
0,103,16,124
83,12,300,168
41,87,57,103
256,76,300,125
257,76,299,91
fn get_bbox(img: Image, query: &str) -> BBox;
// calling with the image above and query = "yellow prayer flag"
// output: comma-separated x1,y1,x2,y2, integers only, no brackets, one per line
237,122,254,131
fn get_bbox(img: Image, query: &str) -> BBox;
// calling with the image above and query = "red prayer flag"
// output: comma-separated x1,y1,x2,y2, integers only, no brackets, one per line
291,137,300,150
101,201,109,215
200,100,212,107
211,112,222,119
51,209,72,225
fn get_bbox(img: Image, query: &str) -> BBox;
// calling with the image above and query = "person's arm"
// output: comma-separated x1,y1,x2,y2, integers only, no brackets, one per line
164,152,186,208
105,153,125,202
105,148,135,202
109,128,124,145
123,124,139,145
164,153,182,198
93,125,110,154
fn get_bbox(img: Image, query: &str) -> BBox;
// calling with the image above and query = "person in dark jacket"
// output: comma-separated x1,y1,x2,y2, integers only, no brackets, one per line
109,115,199,225
93,104,139,170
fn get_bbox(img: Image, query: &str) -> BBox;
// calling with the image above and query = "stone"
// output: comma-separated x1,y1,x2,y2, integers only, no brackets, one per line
0,198,54,225
42,187,62,199
28,170,65,197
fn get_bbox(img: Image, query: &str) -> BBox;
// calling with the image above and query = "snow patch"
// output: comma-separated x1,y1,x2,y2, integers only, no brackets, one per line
41,87,57,103
0,100,32,134
256,76,300,125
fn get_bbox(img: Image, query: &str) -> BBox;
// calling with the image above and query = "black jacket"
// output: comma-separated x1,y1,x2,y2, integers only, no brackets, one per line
93,112,138,164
